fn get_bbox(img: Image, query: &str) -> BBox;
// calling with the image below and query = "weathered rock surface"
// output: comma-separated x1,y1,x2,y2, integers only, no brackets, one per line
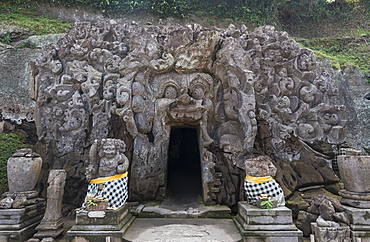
0,33,66,143
334,65,370,150
0,24,32,42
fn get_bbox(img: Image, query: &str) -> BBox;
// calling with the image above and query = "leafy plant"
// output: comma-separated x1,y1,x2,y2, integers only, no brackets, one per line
260,199,274,211
0,33,12,44
87,200,99,206
17,40,38,49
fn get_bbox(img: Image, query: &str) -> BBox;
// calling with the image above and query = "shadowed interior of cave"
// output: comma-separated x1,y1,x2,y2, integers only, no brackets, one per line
166,127,202,206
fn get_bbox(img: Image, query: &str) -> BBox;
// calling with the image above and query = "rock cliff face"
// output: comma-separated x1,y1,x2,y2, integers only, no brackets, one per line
25,21,355,207
0,33,65,140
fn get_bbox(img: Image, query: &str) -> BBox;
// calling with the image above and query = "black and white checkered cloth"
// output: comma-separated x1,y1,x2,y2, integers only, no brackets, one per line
87,175,128,208
244,179,285,205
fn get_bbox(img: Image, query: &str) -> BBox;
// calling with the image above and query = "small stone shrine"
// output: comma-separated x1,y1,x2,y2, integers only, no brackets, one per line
0,149,46,241
67,138,133,241
235,155,302,241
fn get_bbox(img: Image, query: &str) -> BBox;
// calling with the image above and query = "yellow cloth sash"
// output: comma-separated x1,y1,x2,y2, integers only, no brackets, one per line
90,171,128,184
245,175,273,183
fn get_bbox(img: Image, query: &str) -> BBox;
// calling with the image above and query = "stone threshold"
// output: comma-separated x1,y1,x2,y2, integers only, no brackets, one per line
132,202,232,219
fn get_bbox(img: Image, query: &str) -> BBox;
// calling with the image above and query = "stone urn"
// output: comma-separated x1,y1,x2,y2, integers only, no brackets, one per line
337,155,370,208
7,149,42,192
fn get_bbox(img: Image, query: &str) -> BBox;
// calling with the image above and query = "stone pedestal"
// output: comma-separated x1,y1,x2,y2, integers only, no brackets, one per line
67,204,135,241
338,155,370,208
343,206,370,241
0,201,46,241
339,190,370,209
311,223,350,242
234,202,303,242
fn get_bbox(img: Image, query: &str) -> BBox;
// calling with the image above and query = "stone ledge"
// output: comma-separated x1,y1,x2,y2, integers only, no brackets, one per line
344,205,370,226
235,202,303,242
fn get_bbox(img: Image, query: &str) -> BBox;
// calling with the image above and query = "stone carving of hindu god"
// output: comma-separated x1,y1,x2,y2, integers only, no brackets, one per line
85,138,129,208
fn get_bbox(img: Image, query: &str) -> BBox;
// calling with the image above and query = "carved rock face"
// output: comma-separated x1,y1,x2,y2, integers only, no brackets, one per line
245,156,277,177
30,22,345,207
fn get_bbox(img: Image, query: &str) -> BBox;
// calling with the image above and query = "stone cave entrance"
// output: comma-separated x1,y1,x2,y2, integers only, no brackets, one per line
166,127,203,205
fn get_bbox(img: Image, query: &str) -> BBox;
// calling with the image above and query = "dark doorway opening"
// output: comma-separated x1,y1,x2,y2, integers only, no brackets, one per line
166,127,202,205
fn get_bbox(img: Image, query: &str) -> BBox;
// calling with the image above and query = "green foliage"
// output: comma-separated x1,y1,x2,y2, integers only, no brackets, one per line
260,199,274,211
0,13,71,36
17,40,38,49
277,0,363,25
0,33,12,44
4,0,367,27
0,133,29,195
295,33,370,77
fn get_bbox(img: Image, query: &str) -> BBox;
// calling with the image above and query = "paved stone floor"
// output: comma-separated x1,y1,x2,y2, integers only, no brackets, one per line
123,218,243,242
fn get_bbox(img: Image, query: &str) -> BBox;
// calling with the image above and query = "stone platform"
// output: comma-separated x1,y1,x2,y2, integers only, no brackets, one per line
0,201,46,241
66,204,134,242
343,205,370,241
234,202,303,242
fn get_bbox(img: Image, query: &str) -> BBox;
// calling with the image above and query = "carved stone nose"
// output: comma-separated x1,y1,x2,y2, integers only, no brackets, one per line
176,93,195,106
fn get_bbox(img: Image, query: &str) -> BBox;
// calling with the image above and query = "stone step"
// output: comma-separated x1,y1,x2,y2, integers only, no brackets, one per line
136,204,232,219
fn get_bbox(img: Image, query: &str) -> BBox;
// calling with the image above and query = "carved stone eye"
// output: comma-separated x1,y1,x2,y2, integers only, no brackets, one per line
164,86,177,99
191,86,205,100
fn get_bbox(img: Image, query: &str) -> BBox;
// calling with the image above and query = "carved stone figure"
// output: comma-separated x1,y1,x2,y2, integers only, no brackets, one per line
30,22,345,207
244,156,285,206
34,169,66,239
86,138,129,180
85,138,129,208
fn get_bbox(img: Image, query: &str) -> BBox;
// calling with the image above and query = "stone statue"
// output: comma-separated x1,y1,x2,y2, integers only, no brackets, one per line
244,156,285,206
85,138,129,208
35,169,66,239
86,138,129,180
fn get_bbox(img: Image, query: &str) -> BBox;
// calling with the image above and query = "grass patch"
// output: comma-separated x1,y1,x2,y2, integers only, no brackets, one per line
0,133,31,195
0,1,71,37
0,13,71,36
295,32,370,77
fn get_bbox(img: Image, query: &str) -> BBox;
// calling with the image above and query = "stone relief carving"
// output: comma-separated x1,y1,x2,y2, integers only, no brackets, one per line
30,22,345,207
86,138,129,181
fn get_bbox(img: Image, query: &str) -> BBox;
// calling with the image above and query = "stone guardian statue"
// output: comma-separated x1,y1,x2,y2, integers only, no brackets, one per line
85,138,129,208
244,156,285,207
